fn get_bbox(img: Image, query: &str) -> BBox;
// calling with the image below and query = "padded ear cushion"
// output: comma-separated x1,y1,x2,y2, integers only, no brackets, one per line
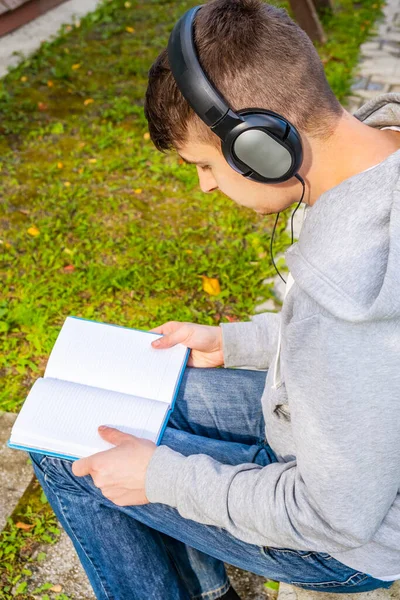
220,109,303,184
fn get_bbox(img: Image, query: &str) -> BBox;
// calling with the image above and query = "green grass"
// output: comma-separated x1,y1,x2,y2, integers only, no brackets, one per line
0,472,70,599
0,0,383,416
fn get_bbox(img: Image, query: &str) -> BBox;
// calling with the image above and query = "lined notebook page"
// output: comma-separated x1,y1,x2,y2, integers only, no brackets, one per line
45,317,188,404
10,378,169,457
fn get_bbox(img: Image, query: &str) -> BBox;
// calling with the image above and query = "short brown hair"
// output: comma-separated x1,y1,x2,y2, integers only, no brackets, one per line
144,0,343,153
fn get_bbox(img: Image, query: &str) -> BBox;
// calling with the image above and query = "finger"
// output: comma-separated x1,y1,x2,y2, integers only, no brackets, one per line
151,328,189,349
72,456,92,477
149,325,164,334
98,426,138,446
149,321,178,334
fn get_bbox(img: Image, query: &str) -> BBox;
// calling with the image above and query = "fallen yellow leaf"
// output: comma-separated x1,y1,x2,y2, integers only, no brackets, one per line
134,188,142,194
88,158,97,164
57,162,63,169
201,276,221,296
20,76,27,82
126,26,135,33
64,248,73,255
16,522,34,530
124,1,131,6
143,132,150,140
64,181,71,187
50,585,63,593
27,226,40,237
72,63,81,70
47,80,54,87
78,168,84,174
78,142,86,148
84,98,94,106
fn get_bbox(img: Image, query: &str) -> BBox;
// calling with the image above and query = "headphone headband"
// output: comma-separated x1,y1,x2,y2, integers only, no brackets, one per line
168,5,234,128
167,4,303,184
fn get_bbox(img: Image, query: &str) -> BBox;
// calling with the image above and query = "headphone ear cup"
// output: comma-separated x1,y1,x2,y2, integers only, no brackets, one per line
219,109,303,184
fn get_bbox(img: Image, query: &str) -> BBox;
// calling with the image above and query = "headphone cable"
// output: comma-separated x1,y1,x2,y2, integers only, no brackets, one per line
269,173,306,285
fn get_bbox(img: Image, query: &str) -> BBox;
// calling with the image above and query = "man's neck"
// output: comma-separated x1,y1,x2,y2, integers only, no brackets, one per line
305,111,400,206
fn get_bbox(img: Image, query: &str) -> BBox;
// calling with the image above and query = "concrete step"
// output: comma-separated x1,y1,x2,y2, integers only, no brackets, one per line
278,582,400,600
23,528,96,599
0,410,35,530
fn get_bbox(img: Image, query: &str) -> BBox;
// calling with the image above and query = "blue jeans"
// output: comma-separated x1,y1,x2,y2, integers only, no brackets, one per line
29,368,393,599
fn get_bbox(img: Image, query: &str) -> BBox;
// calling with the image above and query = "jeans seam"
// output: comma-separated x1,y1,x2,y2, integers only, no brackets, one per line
45,472,114,600
192,579,230,599
262,547,334,560
291,574,369,589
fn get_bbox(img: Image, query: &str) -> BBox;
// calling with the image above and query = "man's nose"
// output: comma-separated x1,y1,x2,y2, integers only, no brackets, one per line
199,172,218,193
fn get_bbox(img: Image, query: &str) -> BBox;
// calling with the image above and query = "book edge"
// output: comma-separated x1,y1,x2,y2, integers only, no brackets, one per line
156,347,190,445
7,439,78,461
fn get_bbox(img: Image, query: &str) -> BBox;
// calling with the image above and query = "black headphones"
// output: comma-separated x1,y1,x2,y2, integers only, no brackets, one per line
167,5,304,184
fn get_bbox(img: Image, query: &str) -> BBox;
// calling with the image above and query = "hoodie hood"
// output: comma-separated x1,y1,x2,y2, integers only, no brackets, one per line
285,92,400,322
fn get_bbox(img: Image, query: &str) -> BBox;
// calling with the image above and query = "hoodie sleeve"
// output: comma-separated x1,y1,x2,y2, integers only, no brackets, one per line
145,312,400,554
219,312,280,369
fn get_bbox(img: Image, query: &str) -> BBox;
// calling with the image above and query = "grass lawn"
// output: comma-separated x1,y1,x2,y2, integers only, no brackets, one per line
0,0,385,596
0,0,383,416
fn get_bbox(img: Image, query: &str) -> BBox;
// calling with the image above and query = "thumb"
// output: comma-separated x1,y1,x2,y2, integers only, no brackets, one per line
72,456,92,477
98,425,136,445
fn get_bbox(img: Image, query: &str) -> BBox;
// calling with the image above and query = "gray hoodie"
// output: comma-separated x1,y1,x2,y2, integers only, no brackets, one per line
145,92,400,580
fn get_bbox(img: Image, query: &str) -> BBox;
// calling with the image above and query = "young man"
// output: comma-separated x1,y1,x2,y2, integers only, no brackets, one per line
29,1,400,598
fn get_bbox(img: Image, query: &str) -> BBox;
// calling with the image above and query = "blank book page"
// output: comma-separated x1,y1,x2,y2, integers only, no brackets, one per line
44,317,188,403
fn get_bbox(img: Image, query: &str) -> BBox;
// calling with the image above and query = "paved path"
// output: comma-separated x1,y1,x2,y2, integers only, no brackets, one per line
347,0,400,112
0,0,101,77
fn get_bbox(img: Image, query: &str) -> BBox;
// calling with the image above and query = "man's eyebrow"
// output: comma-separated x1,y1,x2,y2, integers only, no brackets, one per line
177,154,208,166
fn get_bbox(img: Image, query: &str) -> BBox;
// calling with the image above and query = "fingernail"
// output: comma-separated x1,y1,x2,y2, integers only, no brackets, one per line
99,425,107,430
152,340,161,346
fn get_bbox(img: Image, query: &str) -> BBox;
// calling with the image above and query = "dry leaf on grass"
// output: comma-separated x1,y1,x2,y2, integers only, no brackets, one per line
201,276,221,296
15,522,34,530
27,226,40,237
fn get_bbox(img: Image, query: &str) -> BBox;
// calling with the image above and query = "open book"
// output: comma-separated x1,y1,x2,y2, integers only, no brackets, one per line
7,317,190,460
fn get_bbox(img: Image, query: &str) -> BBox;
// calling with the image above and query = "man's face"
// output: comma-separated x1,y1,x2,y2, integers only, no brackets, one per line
177,140,302,215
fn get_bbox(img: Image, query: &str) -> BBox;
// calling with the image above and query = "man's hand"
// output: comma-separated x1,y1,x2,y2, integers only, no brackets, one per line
150,321,224,368
71,426,156,506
